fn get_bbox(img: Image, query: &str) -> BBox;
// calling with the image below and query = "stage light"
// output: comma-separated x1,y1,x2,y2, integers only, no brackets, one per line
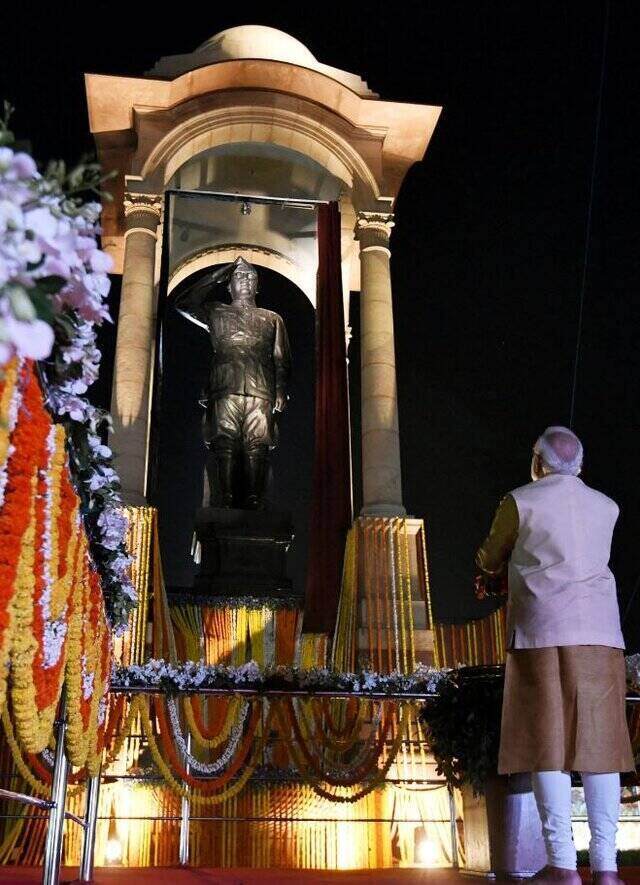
105,797,122,865
105,837,123,864
416,834,438,866
240,201,252,215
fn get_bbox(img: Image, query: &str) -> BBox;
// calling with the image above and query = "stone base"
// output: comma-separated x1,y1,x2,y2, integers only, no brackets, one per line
354,517,434,669
462,774,546,877
193,507,298,598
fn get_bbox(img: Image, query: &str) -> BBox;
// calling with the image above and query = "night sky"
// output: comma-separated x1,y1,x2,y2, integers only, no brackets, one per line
4,1,640,647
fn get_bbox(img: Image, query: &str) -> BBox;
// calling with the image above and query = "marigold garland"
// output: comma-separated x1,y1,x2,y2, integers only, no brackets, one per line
283,697,393,788
272,698,411,803
137,695,264,806
183,695,247,750
11,410,73,752
0,360,115,770
8,363,57,752
65,550,112,772
0,358,22,504
154,695,260,793
1,706,49,797
311,698,374,753
0,361,33,710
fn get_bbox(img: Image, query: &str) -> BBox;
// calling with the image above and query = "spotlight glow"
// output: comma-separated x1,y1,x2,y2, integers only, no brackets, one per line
416,836,439,866
105,837,122,864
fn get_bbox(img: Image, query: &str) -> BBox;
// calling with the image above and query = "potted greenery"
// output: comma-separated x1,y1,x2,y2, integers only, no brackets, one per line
422,666,546,877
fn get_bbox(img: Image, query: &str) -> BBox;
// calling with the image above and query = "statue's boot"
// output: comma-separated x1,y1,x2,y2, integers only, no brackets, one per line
244,448,268,510
216,452,235,508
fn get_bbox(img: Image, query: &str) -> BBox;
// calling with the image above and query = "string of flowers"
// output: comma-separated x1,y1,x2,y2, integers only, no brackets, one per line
0,106,135,630
305,698,382,757
112,656,638,697
136,695,265,807
183,695,247,749
0,358,23,506
166,696,249,775
288,698,388,785
153,694,261,794
272,698,412,804
112,659,446,696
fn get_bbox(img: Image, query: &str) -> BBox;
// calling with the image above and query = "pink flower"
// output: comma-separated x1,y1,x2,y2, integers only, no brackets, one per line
23,206,58,243
1,315,54,360
88,249,113,274
11,152,38,180
0,199,24,234
41,255,72,278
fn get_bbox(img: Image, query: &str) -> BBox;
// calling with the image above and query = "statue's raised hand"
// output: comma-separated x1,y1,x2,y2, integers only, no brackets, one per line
273,392,288,413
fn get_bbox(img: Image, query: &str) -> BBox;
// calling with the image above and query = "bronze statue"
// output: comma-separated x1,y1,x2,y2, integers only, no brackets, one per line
174,257,291,510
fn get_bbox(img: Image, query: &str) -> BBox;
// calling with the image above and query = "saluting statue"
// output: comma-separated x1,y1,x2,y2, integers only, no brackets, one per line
174,257,291,510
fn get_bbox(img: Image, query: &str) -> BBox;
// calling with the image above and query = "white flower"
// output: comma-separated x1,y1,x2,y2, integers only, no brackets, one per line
0,199,24,234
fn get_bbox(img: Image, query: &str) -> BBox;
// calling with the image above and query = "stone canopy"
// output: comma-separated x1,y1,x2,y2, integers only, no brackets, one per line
84,25,441,279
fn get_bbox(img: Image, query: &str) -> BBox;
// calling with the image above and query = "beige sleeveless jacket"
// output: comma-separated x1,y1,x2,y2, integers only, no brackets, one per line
507,474,624,649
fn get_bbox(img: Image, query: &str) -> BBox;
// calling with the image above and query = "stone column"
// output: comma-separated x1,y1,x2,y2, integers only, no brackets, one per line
110,193,163,505
356,211,405,516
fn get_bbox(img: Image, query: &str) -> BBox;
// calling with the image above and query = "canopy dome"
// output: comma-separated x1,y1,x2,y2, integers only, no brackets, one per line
146,24,376,96
196,26,318,66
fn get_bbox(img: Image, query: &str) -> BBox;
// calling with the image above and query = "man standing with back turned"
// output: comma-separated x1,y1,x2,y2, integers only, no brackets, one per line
476,426,634,885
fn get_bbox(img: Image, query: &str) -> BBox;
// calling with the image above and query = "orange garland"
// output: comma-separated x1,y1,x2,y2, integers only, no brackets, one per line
153,694,261,793
0,361,32,710
282,697,394,788
0,360,114,770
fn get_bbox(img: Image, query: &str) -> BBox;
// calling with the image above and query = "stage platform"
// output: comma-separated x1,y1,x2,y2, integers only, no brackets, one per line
2,869,638,885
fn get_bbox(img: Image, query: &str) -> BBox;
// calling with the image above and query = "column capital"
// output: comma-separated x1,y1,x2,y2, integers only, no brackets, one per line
355,211,395,253
124,192,163,233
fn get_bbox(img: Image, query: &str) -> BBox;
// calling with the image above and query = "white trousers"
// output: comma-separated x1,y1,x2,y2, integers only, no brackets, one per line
531,770,620,872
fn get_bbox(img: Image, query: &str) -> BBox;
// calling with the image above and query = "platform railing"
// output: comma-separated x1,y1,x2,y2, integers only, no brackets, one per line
3,676,638,884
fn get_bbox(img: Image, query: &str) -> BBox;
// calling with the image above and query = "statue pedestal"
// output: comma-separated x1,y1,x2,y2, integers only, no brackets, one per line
193,507,297,598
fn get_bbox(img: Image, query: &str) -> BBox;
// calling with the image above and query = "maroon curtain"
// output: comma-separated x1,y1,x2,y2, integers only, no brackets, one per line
304,202,353,634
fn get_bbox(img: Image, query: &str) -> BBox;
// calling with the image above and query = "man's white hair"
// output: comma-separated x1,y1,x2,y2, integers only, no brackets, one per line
534,426,583,476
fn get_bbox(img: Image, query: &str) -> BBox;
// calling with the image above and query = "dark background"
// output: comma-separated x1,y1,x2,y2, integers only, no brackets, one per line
3,1,640,646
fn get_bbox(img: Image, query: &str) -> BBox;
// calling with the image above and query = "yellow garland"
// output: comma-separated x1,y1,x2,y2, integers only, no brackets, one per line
283,698,385,778
0,358,19,469
10,474,57,751
272,699,411,803
1,706,49,796
419,522,437,662
0,363,114,775
11,427,70,754
331,526,358,672
296,697,375,755
182,695,245,751
101,696,138,766
81,587,112,776
401,519,416,671
64,538,93,768
393,520,408,674
47,427,65,618
84,617,112,776
137,695,263,806
1,706,83,800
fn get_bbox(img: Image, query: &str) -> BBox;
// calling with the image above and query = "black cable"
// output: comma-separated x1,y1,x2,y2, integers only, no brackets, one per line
622,572,640,627
569,0,611,428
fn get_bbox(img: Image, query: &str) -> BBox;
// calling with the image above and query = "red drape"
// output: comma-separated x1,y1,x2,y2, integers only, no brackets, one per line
304,202,353,634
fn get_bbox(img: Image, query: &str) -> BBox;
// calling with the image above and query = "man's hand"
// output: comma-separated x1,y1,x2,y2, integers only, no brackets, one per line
474,572,508,601
273,393,287,413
